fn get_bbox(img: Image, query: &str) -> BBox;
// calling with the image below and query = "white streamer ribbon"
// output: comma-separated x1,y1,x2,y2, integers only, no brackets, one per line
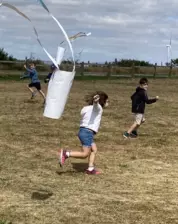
0,2,59,68
37,0,75,72
60,32,91,45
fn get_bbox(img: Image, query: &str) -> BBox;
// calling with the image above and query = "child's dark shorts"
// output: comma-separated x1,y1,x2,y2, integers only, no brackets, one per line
28,82,41,90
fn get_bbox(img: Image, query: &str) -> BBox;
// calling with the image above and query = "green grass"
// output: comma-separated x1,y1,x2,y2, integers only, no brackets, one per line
0,73,177,82
0,221,12,224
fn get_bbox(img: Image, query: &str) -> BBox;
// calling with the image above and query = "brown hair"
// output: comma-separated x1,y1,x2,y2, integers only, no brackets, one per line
139,78,148,85
30,63,36,67
85,91,108,108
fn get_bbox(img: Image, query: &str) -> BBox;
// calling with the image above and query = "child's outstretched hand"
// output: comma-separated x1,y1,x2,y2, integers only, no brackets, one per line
24,64,27,69
156,96,159,100
93,94,100,103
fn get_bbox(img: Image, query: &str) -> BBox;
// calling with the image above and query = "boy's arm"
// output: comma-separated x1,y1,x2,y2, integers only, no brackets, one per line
131,92,136,100
143,92,158,104
24,64,33,73
44,73,52,83
20,75,30,79
20,65,32,79
20,73,30,79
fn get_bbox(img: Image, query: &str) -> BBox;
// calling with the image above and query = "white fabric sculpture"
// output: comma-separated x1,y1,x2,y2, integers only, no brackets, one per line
37,3,77,119
43,47,75,119
0,0,91,119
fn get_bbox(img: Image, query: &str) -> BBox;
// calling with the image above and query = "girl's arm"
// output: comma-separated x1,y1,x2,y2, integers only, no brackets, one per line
93,95,102,110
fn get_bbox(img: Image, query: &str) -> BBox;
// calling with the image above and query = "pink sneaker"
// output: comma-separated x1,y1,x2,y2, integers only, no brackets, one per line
58,149,68,167
85,169,101,175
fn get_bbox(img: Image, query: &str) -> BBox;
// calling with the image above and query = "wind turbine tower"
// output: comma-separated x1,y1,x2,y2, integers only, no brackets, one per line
166,36,172,65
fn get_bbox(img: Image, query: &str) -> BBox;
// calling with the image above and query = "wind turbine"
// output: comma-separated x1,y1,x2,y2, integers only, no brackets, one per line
166,35,172,65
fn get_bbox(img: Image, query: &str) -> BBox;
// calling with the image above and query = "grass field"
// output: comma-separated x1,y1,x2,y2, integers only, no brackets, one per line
1,78,178,224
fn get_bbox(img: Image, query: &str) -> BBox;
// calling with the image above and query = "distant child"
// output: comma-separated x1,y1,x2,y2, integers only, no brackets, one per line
123,78,159,138
21,63,46,103
59,91,109,175
44,63,57,83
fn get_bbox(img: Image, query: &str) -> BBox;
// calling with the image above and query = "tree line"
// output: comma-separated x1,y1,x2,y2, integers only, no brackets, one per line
1,48,178,67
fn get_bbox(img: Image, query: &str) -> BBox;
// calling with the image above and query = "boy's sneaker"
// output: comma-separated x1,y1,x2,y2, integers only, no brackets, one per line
31,92,36,99
85,169,101,175
130,130,138,138
123,131,130,138
58,149,68,167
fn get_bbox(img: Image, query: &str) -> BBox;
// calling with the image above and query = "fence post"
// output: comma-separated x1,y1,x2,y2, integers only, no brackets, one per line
131,63,135,78
107,63,112,78
116,65,120,76
153,63,157,78
25,56,28,66
169,64,172,77
80,62,84,76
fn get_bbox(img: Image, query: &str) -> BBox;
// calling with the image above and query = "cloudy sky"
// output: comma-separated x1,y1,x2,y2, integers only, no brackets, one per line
0,0,177,64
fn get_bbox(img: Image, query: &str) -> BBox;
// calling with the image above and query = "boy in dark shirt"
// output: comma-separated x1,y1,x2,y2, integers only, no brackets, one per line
44,63,57,83
123,78,159,138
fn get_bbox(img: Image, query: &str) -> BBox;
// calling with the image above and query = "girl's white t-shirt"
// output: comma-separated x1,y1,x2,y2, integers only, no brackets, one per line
80,103,103,133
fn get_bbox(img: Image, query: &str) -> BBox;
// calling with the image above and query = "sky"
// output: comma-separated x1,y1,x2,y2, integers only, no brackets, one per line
0,0,178,64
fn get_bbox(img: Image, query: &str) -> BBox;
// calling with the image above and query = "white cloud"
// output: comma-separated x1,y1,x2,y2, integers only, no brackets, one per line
0,0,177,64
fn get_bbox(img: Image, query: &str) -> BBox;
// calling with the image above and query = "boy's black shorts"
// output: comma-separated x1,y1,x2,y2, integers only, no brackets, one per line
28,82,41,90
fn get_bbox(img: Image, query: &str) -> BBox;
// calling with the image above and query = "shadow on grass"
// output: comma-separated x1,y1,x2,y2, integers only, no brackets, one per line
56,170,76,176
31,190,53,200
56,163,88,175
72,162,88,172
23,99,39,104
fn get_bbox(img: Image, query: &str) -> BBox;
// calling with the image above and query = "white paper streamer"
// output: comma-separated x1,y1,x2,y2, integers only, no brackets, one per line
60,32,92,45
0,2,60,68
37,0,76,119
1,1,77,119
56,47,65,65
44,70,75,119
37,0,75,71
